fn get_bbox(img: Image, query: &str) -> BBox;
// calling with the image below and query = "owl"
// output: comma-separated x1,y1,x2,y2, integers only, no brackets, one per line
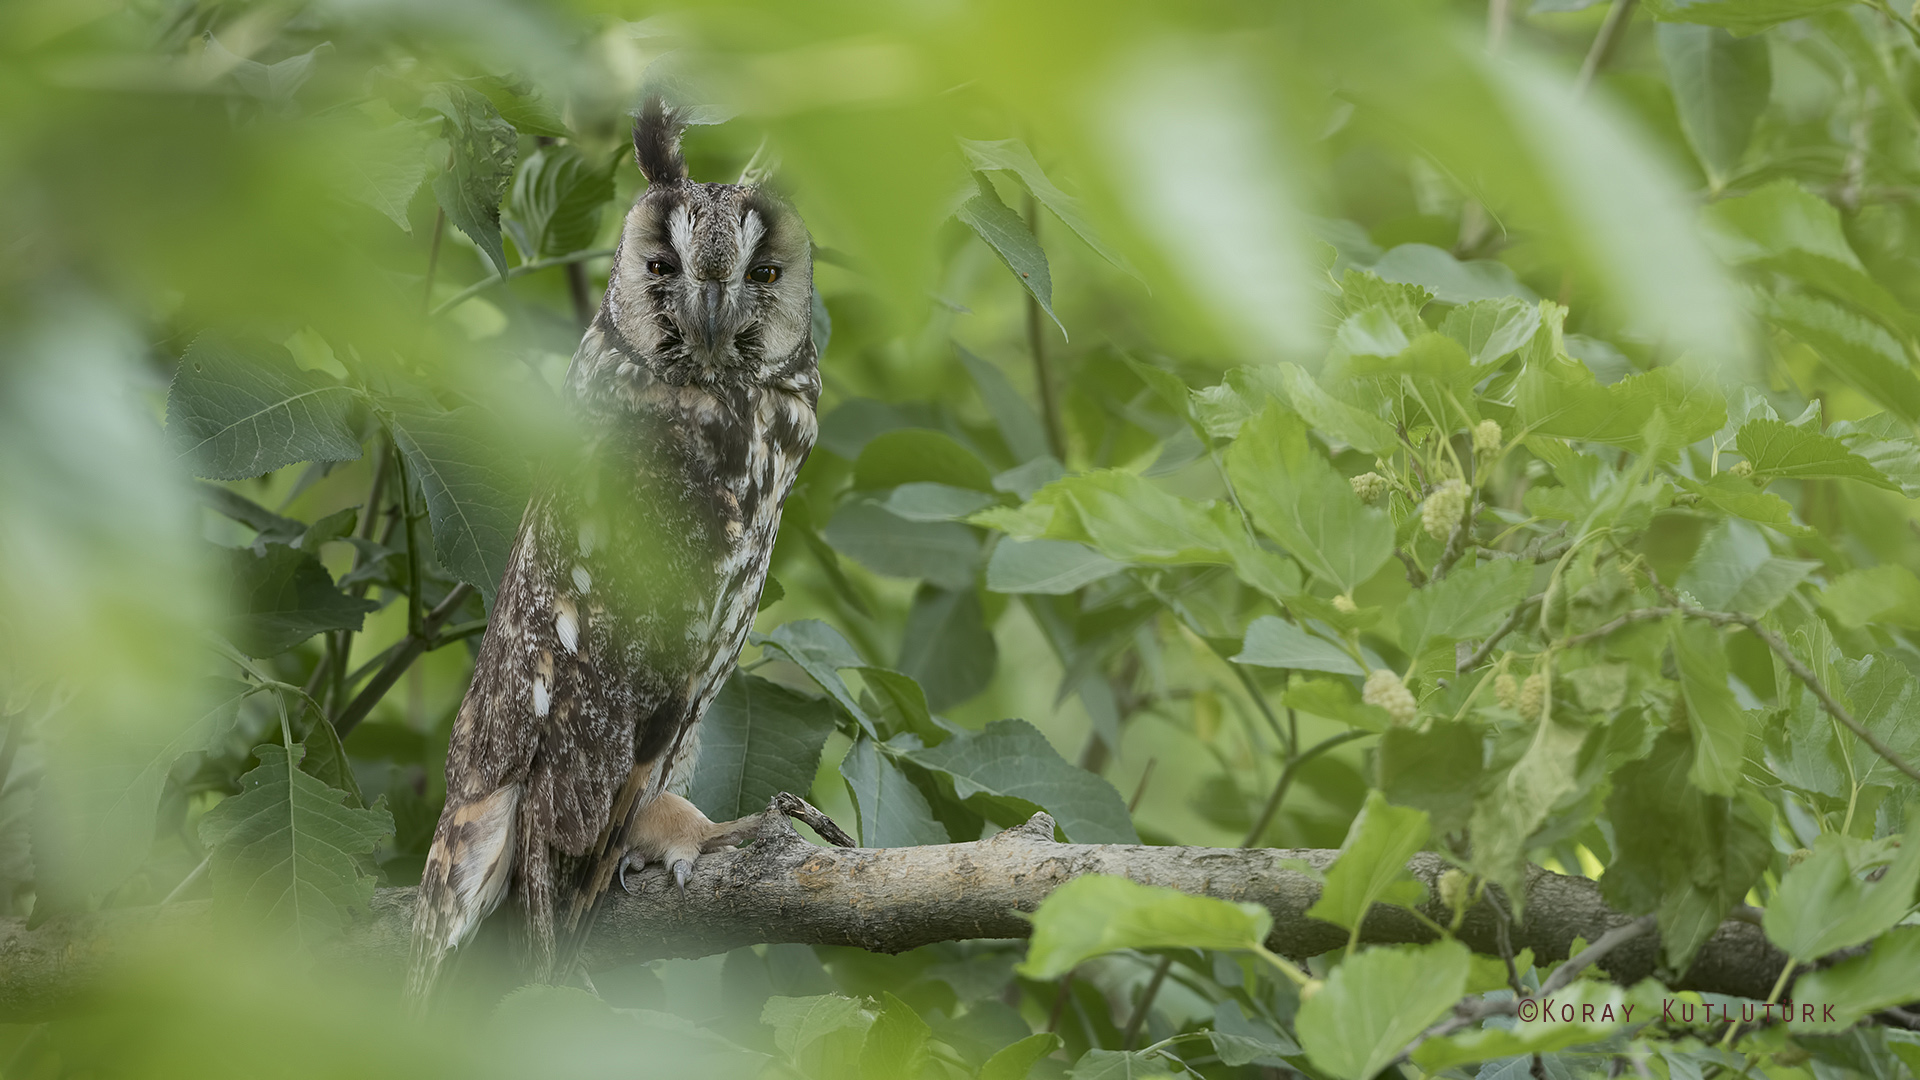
406,97,851,1002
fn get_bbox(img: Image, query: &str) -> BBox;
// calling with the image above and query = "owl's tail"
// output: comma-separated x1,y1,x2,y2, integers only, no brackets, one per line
404,783,522,1008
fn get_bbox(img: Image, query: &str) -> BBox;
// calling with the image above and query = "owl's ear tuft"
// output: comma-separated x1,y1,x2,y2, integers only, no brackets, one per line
632,96,688,186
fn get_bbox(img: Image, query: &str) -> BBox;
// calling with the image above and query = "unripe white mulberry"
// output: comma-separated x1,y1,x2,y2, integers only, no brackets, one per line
1363,669,1418,726
1422,479,1468,542
1351,471,1389,504
1494,673,1519,709
1473,419,1502,455
1728,460,1754,480
1518,672,1548,721
1333,593,1358,615
1438,868,1472,915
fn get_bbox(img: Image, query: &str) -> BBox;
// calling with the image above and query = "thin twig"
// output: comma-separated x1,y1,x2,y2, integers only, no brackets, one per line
421,208,447,316
1539,915,1656,996
160,855,211,906
428,248,618,319
1240,730,1371,848
332,583,476,738
1554,604,1920,785
1122,955,1173,1050
1459,595,1540,673
1575,0,1638,97
1023,189,1065,461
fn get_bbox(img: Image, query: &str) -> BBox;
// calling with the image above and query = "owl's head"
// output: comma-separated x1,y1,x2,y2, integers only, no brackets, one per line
596,97,814,388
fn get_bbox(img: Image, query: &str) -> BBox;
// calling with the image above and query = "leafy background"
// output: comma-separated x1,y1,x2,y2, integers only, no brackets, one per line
5,0,1920,1077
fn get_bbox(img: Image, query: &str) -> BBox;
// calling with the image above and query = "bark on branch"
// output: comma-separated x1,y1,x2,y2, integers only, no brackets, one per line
0,813,1787,1020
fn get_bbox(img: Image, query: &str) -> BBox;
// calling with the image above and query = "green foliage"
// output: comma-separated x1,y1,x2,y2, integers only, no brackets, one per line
9,0,1920,1075
197,743,393,946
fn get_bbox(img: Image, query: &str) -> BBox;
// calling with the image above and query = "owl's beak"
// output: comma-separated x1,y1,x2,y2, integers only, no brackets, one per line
694,279,726,351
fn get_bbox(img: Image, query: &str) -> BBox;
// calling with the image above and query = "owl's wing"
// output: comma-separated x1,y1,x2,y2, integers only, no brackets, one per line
405,489,644,999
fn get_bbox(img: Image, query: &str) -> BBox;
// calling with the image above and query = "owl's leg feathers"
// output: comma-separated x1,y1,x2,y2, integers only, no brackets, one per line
616,792,854,895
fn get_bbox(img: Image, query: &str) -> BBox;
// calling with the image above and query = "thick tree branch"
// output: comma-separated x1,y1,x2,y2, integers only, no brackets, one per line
0,813,1791,1020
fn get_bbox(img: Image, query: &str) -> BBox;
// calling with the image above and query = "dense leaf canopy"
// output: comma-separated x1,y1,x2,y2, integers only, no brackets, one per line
4,0,1920,1077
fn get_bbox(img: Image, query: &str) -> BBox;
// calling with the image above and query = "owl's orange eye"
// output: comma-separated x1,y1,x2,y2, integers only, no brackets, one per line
747,265,780,284
647,259,677,276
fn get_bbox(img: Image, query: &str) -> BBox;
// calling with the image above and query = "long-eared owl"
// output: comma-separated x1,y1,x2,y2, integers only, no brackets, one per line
406,97,838,1000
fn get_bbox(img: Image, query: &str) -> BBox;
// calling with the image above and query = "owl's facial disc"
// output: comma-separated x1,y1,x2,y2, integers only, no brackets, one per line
611,181,812,382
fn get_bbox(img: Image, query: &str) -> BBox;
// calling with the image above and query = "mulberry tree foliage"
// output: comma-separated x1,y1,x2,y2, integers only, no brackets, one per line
3,0,1920,1078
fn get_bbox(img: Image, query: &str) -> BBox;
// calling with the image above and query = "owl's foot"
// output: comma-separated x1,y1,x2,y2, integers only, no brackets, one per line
617,791,855,895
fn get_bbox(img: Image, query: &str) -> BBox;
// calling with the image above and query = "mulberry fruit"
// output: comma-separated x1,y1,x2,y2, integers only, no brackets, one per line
1363,668,1419,726
1333,593,1358,615
1422,479,1469,542
1351,471,1389,504
1473,419,1502,455
1728,460,1754,479
1518,672,1548,721
1494,673,1519,709
1438,868,1472,915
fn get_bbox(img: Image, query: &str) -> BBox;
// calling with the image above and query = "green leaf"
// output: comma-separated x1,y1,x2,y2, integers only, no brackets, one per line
1232,616,1365,676
1226,404,1394,592
1399,558,1533,657
960,138,1138,278
883,483,997,522
1262,362,1398,455
896,585,997,710
167,334,363,481
505,143,614,259
822,500,981,590
1379,721,1484,834
463,73,570,138
387,403,528,608
686,674,838,824
424,83,517,279
1735,417,1899,489
986,538,1125,594
1411,979,1653,1070
1823,565,1920,630
1603,732,1773,970
1706,181,1917,339
1440,298,1544,367
340,118,435,233
957,345,1051,465
859,992,931,1080
1766,294,1920,424
296,705,365,809
1211,1001,1300,1066
1676,520,1817,617
1295,941,1472,1080
981,1033,1063,1080
1671,621,1747,795
1026,470,1238,565
1791,929,1920,1031
907,719,1137,843
1308,790,1432,933
758,620,876,736
853,429,996,492
762,994,874,1060
956,173,1064,339
1641,0,1852,33
841,737,950,848
226,543,379,657
1516,357,1725,452
1674,473,1812,537
1470,717,1590,916
1016,874,1271,979
197,743,394,947
1764,833,1920,961
1656,24,1769,183
1370,243,1537,305
1067,1050,1176,1079
32,679,251,906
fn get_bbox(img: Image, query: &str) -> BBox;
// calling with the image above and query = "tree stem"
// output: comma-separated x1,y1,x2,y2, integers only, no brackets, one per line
1023,190,1065,461
1575,0,1638,97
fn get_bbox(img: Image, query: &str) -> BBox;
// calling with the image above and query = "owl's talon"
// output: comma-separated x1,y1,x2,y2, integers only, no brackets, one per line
672,858,693,894
617,852,642,895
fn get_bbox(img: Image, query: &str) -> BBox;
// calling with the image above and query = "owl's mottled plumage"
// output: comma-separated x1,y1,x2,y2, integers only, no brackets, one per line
407,98,833,1000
